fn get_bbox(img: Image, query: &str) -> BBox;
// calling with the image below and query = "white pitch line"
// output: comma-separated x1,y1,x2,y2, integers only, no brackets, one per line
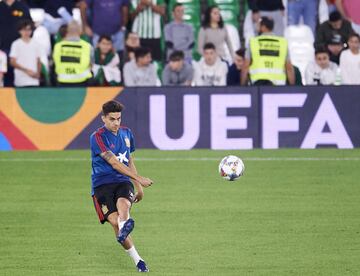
0,157,359,162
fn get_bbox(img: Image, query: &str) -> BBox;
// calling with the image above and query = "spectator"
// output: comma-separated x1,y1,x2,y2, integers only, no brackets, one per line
305,46,338,85
335,0,360,35
130,0,166,62
42,0,81,35
124,32,141,62
193,43,228,86
53,21,93,86
315,11,354,48
164,3,194,62
287,0,319,35
198,5,234,61
327,33,344,64
10,20,41,87
80,0,129,54
227,48,245,86
339,33,360,84
0,50,7,87
123,47,157,86
247,0,285,36
0,0,32,87
93,35,121,86
241,17,295,85
162,51,193,86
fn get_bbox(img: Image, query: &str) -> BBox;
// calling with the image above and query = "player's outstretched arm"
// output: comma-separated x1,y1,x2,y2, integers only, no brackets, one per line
100,151,153,187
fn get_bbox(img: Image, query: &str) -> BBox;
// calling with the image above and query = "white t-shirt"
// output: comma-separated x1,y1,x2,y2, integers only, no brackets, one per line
10,38,41,87
193,57,228,86
339,49,360,84
305,60,338,85
0,50,7,73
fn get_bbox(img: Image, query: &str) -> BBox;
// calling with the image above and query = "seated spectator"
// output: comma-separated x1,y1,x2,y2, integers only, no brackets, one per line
227,49,245,86
327,33,345,64
315,11,354,48
162,51,193,86
287,0,318,35
164,3,194,62
193,43,228,86
10,20,41,87
123,47,157,86
198,5,234,62
93,35,121,86
335,0,360,35
130,0,166,62
80,0,129,54
0,50,7,87
305,47,338,85
340,33,360,84
53,21,93,86
124,32,141,62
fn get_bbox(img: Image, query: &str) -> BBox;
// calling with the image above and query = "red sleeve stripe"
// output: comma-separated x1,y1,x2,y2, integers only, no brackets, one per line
95,132,107,153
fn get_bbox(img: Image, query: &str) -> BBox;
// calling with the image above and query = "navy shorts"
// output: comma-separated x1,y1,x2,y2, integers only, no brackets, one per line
92,182,135,224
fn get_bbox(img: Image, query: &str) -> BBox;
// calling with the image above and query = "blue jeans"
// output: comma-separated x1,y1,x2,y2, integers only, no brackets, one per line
288,0,318,35
92,30,125,52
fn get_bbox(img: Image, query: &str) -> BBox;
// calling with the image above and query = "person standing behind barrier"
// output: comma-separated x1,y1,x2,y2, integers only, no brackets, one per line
53,21,93,86
305,46,338,85
241,17,294,86
123,47,157,86
339,33,360,84
227,49,245,86
287,0,319,35
162,51,193,86
10,20,41,87
193,43,228,86
198,5,234,62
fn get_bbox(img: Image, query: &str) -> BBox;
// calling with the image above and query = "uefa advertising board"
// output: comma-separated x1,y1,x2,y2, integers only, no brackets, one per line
0,86,359,150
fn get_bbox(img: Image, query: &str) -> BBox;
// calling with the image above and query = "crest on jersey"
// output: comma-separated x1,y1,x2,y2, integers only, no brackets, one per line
125,137,130,148
101,204,109,214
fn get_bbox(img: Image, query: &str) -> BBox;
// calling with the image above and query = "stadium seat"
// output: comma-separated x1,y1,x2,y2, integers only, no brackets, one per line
284,25,315,84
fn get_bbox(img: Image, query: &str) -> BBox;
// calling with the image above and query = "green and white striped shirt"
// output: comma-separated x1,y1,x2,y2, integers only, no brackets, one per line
131,0,164,39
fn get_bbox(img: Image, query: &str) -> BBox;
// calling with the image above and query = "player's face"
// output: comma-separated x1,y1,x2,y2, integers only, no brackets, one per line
315,53,330,69
102,112,121,134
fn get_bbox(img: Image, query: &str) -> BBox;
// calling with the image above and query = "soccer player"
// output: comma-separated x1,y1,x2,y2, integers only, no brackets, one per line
90,100,153,272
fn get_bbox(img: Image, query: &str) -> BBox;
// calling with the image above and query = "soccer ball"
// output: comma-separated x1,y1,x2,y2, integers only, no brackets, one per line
218,155,245,181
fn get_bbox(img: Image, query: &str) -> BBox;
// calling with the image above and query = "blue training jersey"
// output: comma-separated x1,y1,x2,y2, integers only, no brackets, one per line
90,125,135,195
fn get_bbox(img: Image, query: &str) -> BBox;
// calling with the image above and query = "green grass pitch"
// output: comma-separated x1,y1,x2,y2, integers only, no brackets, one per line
0,149,360,276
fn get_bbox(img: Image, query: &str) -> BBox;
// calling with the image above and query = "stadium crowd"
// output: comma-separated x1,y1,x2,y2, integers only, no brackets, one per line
0,0,360,87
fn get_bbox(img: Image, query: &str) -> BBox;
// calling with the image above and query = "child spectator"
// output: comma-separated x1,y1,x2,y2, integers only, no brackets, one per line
93,35,121,86
0,50,7,87
198,5,234,61
193,43,228,86
305,47,338,85
227,49,245,86
340,33,360,84
162,51,193,86
123,47,157,86
9,19,41,87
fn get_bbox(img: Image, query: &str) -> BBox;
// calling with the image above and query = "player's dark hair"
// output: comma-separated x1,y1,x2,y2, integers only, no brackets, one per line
173,3,183,11
134,47,151,61
17,19,34,31
102,100,124,116
169,50,184,61
202,5,224,29
329,11,342,22
203,42,216,51
235,48,245,58
315,45,330,56
98,34,112,43
259,16,274,31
